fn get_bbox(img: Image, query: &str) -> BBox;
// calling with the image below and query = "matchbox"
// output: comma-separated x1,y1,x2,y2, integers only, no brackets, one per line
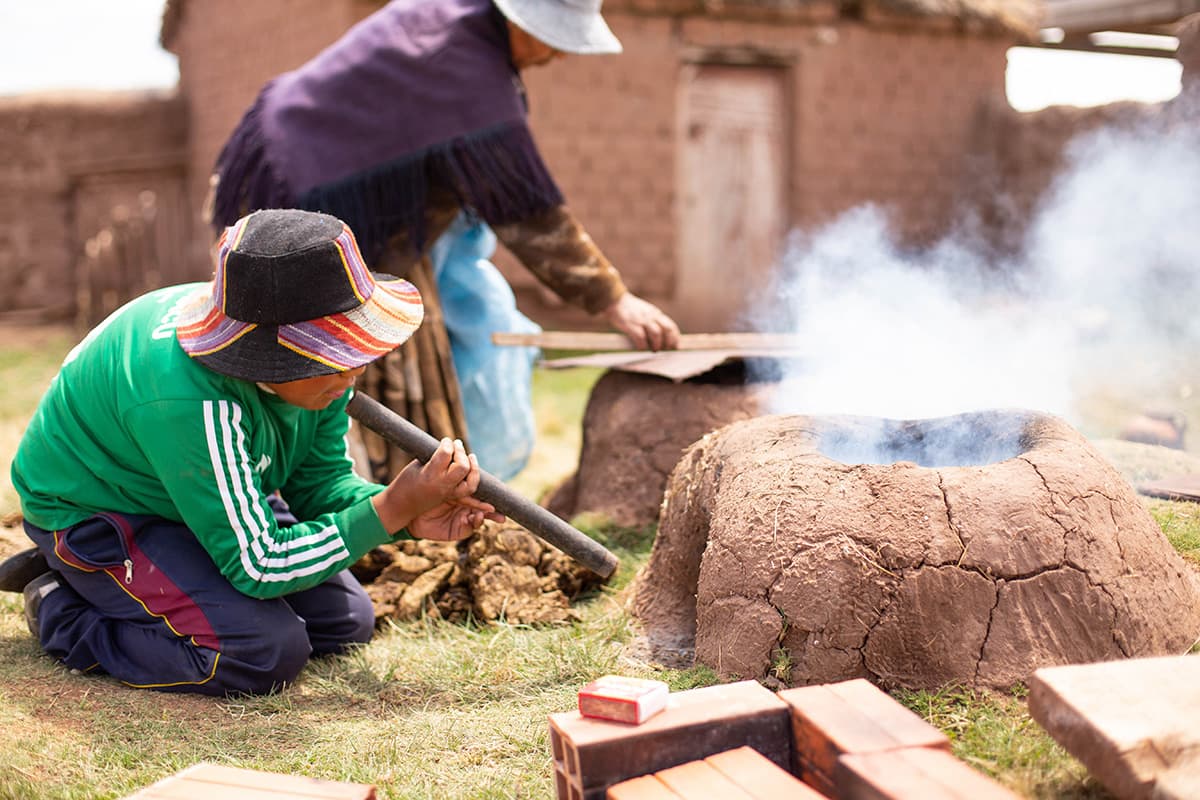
577,675,669,724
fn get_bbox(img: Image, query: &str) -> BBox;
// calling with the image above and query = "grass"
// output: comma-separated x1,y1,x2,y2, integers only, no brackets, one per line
894,686,1110,799
2,325,1200,798
1147,499,1200,567
0,324,76,518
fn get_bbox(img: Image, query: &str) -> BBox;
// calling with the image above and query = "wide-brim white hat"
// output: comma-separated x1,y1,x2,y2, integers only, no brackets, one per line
494,0,622,55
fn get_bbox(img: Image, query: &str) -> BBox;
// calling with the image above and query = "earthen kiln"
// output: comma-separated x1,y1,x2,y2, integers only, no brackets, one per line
633,410,1200,689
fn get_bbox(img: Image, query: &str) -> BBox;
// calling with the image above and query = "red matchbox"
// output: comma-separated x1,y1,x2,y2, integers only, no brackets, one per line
577,675,670,725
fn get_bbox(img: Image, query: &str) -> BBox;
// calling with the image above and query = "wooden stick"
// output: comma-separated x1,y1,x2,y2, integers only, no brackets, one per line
491,331,804,352
346,391,619,578
400,339,427,433
415,323,455,441
410,257,470,447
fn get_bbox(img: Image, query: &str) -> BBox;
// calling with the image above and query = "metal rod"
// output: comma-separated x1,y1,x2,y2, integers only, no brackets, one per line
346,391,619,578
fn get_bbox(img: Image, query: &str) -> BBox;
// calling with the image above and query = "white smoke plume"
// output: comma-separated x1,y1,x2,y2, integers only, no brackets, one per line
752,101,1200,443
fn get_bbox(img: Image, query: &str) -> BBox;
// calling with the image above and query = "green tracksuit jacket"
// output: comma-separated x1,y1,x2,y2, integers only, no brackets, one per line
12,284,404,599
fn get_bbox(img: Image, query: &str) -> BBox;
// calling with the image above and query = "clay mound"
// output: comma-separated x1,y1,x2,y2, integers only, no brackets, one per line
353,521,603,625
633,411,1200,690
547,369,776,527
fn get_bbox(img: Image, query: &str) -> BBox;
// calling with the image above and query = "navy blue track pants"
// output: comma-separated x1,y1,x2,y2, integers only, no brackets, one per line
23,499,374,696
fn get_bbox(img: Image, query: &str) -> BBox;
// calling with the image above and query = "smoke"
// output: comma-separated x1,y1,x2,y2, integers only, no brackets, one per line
751,101,1200,445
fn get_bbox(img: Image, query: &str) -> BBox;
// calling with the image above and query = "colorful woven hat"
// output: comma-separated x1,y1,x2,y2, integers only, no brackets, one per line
176,209,423,383
493,0,622,55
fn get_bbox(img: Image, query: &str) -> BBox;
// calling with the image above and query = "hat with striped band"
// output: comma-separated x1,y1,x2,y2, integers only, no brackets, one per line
176,209,423,383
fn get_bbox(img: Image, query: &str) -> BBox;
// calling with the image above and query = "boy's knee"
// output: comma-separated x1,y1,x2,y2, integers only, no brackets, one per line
220,614,312,693
344,588,376,643
316,591,376,654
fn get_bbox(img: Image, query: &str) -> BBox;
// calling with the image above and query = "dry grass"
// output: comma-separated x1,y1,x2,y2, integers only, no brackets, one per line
0,323,76,518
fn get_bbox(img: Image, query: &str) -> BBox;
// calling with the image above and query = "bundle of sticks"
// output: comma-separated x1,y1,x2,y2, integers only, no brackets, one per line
352,257,470,483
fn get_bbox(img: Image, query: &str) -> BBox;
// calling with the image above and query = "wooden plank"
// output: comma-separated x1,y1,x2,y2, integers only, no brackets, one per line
1137,473,1200,502
124,763,375,799
1028,654,1200,800
538,349,801,383
1042,0,1200,34
492,331,804,352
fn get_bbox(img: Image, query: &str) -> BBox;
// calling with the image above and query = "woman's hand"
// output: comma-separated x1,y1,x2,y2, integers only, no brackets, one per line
603,292,681,351
371,438,504,538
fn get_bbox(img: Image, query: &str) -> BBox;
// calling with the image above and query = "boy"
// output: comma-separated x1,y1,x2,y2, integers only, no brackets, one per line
4,208,502,695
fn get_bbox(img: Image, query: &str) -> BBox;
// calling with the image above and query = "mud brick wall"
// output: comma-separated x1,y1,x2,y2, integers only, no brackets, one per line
784,25,1010,244
516,14,678,304
0,92,186,317
520,11,1013,322
963,97,1159,255
164,0,380,273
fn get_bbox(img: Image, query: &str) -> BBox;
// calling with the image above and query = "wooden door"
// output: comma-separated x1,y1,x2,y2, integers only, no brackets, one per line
675,64,788,332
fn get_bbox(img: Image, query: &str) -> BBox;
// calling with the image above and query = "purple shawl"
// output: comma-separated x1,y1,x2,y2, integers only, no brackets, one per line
211,0,562,259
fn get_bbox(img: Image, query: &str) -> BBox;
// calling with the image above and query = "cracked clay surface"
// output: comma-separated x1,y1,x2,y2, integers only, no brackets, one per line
632,412,1200,690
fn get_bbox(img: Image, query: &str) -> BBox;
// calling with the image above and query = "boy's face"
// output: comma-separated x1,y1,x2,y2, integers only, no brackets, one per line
263,366,367,410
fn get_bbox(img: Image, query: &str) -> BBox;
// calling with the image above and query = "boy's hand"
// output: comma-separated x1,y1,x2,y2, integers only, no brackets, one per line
371,438,505,538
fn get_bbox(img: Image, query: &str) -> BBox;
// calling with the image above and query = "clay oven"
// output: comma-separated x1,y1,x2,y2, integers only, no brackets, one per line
633,410,1200,689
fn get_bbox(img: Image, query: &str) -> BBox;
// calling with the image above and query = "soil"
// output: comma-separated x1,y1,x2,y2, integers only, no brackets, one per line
0,516,29,559
353,521,605,625
632,411,1200,690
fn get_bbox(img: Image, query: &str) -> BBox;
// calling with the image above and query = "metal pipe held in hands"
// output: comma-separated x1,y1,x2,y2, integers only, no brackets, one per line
346,390,619,578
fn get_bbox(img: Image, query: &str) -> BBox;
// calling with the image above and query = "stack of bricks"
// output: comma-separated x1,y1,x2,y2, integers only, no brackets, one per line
780,679,1020,799
548,680,792,800
549,677,1021,799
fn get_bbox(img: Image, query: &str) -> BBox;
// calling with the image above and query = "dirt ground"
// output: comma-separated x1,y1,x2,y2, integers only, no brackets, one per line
0,517,29,559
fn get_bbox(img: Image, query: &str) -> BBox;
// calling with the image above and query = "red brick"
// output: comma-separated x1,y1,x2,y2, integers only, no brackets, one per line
837,747,1021,800
548,680,792,800
606,775,683,800
123,762,375,799
705,746,826,800
655,761,756,799
778,679,949,792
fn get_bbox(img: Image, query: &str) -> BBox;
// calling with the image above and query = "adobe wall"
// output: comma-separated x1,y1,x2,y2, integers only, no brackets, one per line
0,92,186,318
518,12,1011,319
165,0,378,272
963,98,1158,256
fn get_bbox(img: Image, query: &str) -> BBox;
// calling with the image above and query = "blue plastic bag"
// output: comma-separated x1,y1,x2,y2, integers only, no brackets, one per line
429,213,541,481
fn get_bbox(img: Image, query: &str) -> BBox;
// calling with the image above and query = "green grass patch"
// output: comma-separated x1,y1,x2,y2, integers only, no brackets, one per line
1147,499,1200,566
895,686,1113,798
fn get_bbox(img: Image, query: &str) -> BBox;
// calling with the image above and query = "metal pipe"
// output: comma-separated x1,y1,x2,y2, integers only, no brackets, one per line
346,391,619,578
